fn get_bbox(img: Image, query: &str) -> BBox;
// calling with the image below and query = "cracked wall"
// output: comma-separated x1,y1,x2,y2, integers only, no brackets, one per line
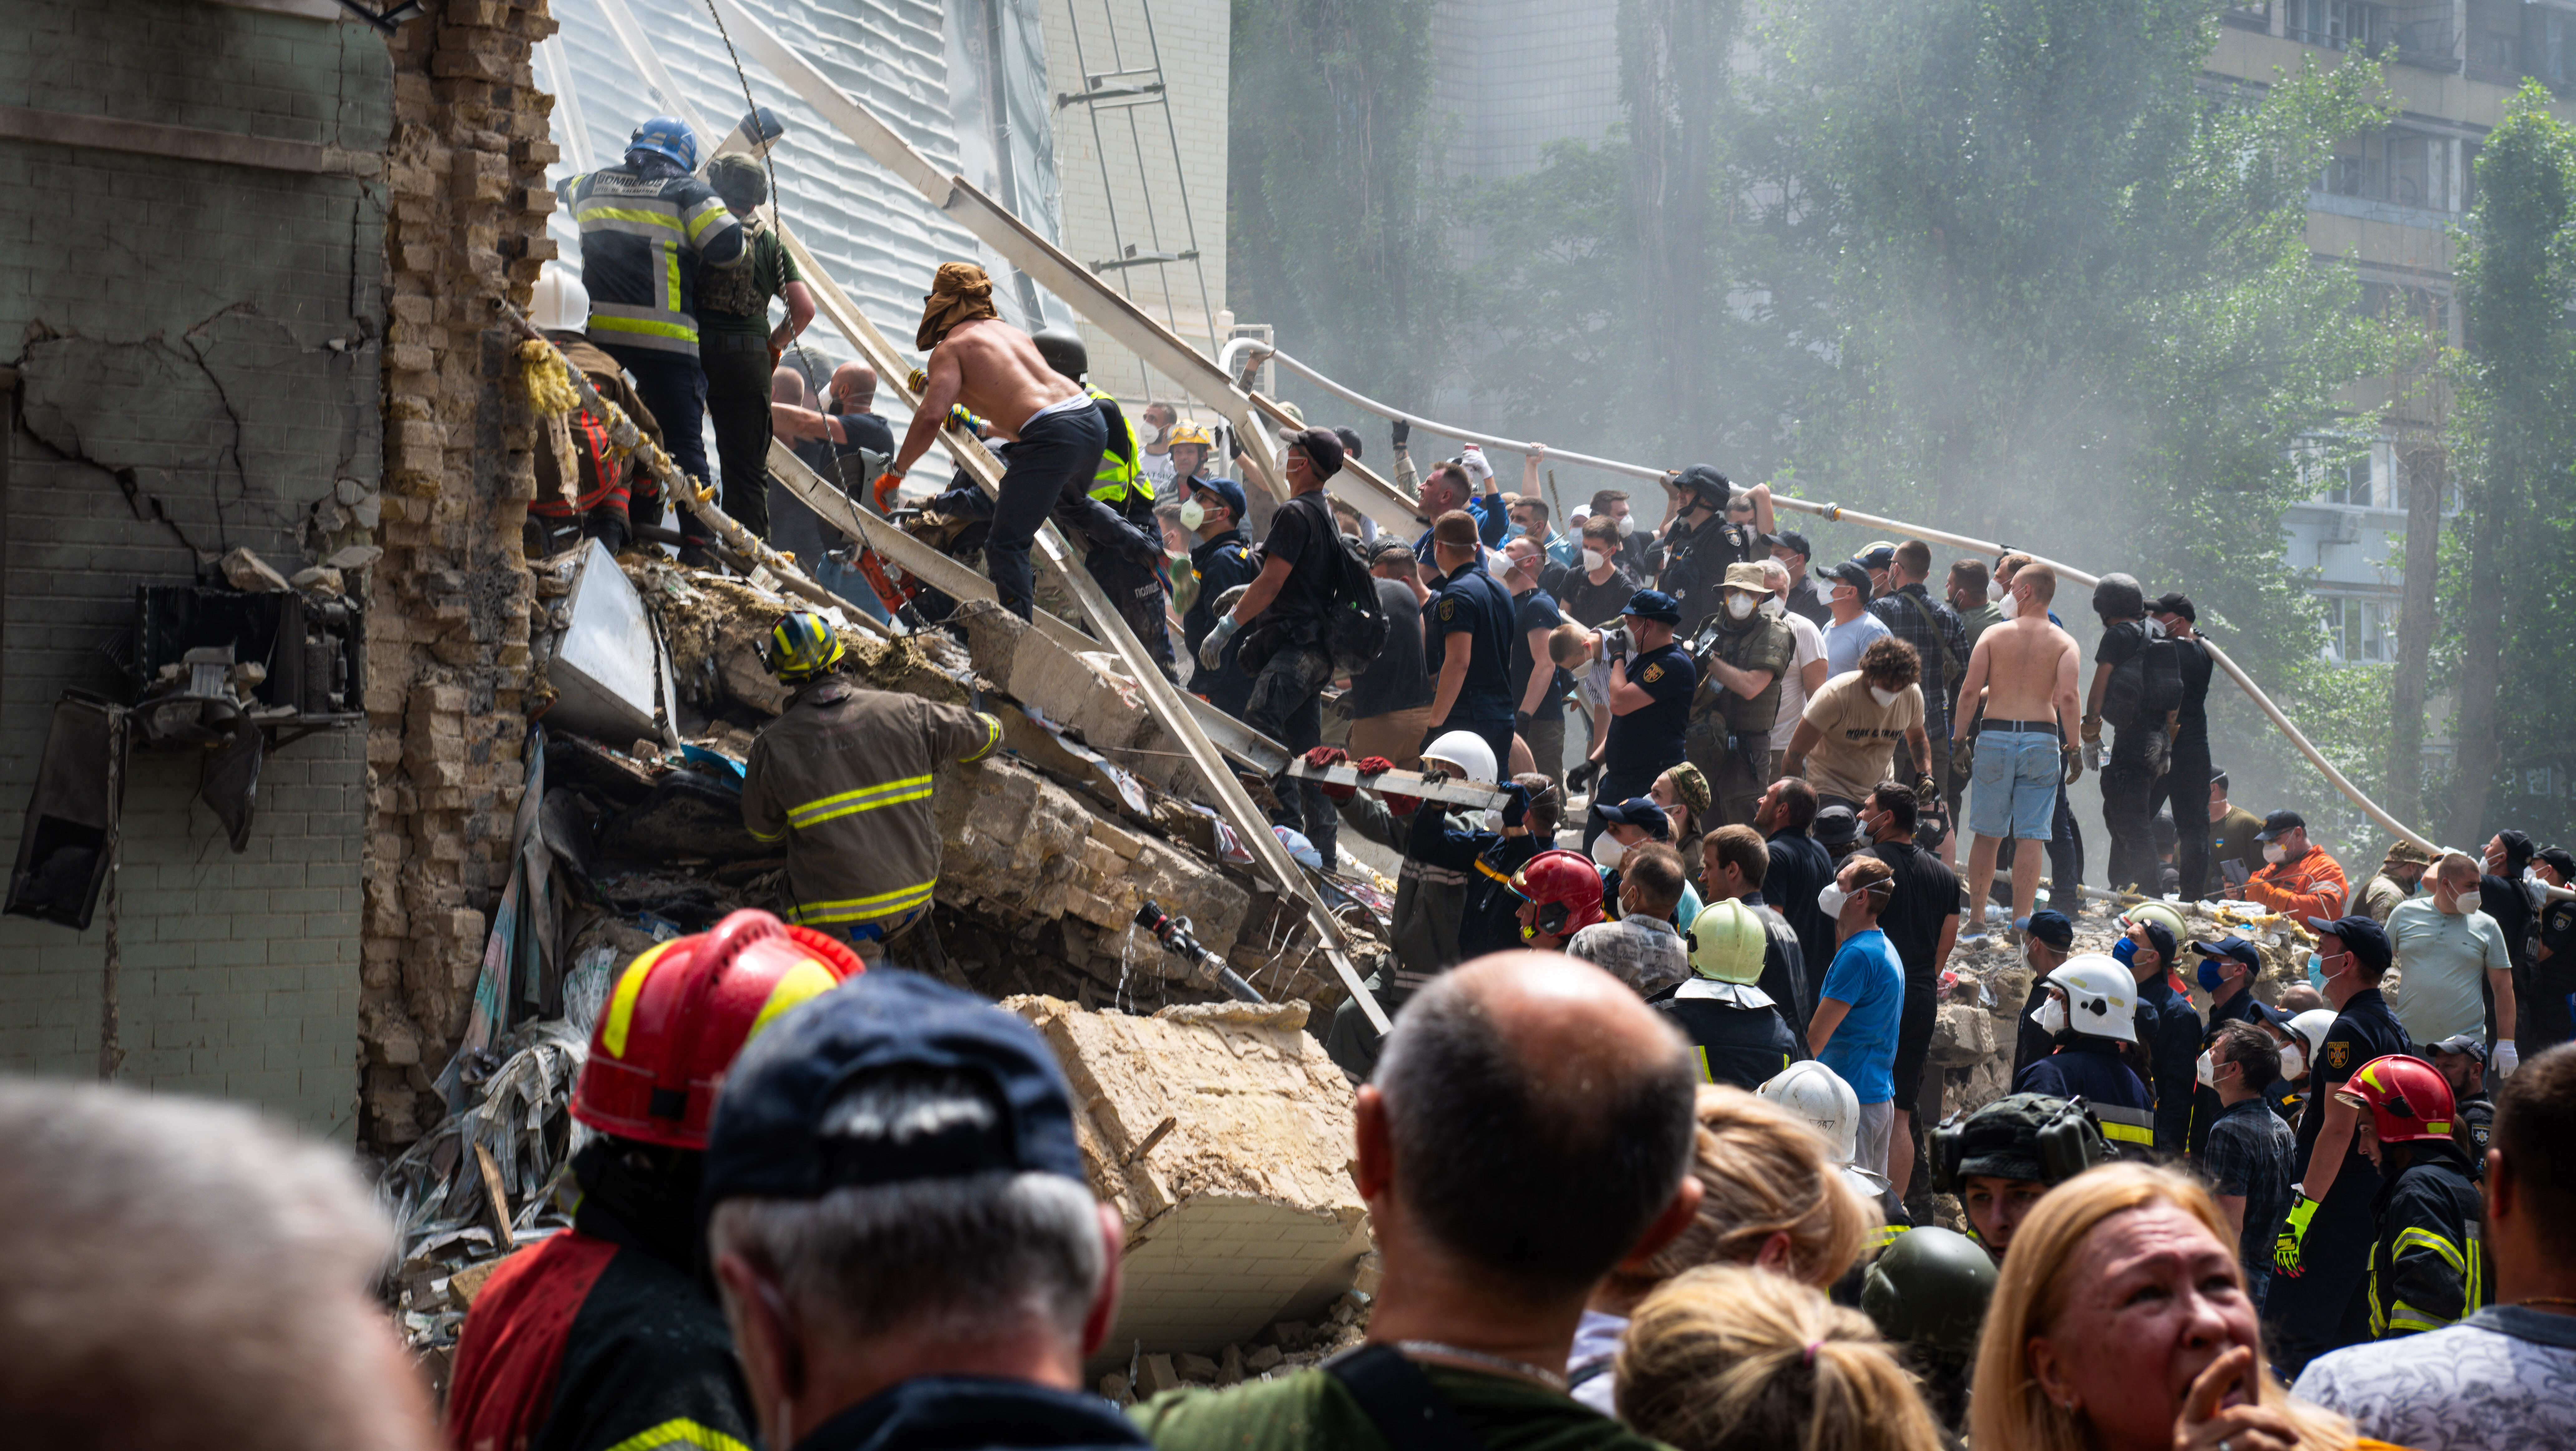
0,0,391,1139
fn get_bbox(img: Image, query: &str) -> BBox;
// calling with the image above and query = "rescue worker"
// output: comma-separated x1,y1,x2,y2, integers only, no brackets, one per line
2423,1031,2496,1180
2341,1053,2492,1340
694,154,815,540
1032,325,1172,679
524,263,660,559
1177,473,1258,717
1655,896,1804,1091
2012,953,2158,1154
1858,1224,1996,1435
443,911,861,1451
1933,1091,2114,1264
739,612,1003,962
557,116,745,561
1651,466,1775,626
2008,908,2078,1081
2268,913,2411,1377
2117,904,2205,1155
2079,573,2174,895
1759,1059,1909,1235
2247,809,2352,922
1685,561,1795,828
1512,846,1614,955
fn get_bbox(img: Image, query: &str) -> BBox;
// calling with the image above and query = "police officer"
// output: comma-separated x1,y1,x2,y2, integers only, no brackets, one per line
740,612,1004,963
1422,509,1522,774
2118,904,2204,1155
2186,936,2307,1155
1686,561,1796,828
1653,466,1774,627
2266,913,2411,1376
1178,475,1259,719
2012,954,2159,1154
2422,1031,2496,1179
1031,326,1173,679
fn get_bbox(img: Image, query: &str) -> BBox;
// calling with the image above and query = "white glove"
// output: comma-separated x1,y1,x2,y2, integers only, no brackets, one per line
1457,443,1494,487
2494,1040,2520,1078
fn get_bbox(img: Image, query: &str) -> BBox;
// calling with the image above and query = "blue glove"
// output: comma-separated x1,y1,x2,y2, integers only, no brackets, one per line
1501,782,1532,829
1198,611,1240,670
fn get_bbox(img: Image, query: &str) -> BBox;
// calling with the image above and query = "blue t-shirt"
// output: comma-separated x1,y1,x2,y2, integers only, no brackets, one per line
1602,641,1696,780
1822,611,1893,679
1429,562,1518,727
1817,928,1905,1103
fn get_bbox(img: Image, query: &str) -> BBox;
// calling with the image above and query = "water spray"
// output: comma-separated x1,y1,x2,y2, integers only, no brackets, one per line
1134,900,1267,1005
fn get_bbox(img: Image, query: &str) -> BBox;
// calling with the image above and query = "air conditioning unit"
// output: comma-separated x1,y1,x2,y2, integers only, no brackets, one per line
2322,511,2363,544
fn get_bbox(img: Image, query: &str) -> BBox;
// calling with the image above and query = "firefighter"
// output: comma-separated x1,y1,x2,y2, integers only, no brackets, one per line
524,263,661,559
740,612,1003,963
1759,1059,1908,1234
2011,953,2159,1155
1656,896,1803,1091
2340,1053,2492,1339
443,910,861,1451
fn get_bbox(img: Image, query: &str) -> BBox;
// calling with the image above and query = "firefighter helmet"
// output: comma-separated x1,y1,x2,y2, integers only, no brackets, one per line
1759,1060,1861,1167
2044,955,2139,1044
627,115,700,172
1167,422,1213,453
2337,1053,2456,1144
767,611,845,682
572,909,863,1150
1684,897,1766,984
1419,730,1499,784
1509,848,1607,943
531,262,590,335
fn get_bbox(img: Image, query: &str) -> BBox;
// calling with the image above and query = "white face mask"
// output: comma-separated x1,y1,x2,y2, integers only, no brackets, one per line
1870,685,1902,708
1817,882,1852,918
2195,1050,2222,1088
2455,888,2484,915
1616,516,1637,538
1593,834,1628,870
2262,842,2287,866
1178,500,1206,531
1989,577,2007,603
1725,593,1758,620
2030,996,2070,1036
1582,548,1608,572
1998,594,2020,620
1479,809,1504,832
2279,1042,2305,1081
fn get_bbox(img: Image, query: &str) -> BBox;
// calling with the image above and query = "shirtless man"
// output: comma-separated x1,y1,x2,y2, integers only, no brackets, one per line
881,261,1105,621
1951,560,2083,928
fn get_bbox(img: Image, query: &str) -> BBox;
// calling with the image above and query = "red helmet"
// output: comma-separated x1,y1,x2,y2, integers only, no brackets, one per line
2336,1054,2456,1145
572,909,864,1151
1510,848,1608,942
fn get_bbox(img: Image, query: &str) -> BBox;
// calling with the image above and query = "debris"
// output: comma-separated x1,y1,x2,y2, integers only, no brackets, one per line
1244,1344,1283,1373
544,540,673,746
325,543,385,571
219,546,292,593
290,565,346,596
1137,1353,1181,1396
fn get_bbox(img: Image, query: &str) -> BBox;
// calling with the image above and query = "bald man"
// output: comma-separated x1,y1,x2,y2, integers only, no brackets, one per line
1134,952,1700,1451
768,363,897,622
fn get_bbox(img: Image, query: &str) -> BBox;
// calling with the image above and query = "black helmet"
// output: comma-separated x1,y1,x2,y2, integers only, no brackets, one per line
2092,572,2144,621
1861,1226,1998,1362
1032,324,1088,381
1932,1092,2110,1195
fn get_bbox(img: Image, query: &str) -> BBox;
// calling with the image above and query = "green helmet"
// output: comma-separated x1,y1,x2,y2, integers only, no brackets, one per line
1685,897,1766,984
1861,1226,1998,1361
1932,1092,2110,1195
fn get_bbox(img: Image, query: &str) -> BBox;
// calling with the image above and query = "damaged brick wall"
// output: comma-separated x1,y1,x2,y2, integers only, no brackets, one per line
0,0,389,1139
362,0,558,1146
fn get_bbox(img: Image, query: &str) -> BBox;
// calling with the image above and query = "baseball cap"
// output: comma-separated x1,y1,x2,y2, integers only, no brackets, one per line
1812,804,1861,851
1856,542,1896,569
1721,561,1771,593
2427,1031,2489,1064
2539,846,2576,880
2015,911,2075,951
1816,560,1872,596
2494,829,2536,870
1332,426,1364,461
1281,427,1344,479
2129,918,2177,964
2305,914,2393,975
1622,588,1683,625
2191,937,2263,977
1774,530,1812,560
2246,999,2299,1034
2150,592,2196,623
2254,809,2306,843
1598,796,1672,842
703,971,1087,1204
1187,475,1249,525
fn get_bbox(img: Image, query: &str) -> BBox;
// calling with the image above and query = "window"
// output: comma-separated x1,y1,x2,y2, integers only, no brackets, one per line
2544,11,2575,85
2288,0,2384,49
2325,453,2372,506
2322,595,2395,664
2361,281,2452,345
2321,128,2453,209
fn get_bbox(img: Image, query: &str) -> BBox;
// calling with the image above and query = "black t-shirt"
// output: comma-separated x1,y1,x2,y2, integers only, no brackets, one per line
1509,587,1567,722
1343,578,1432,719
1559,562,1643,628
2483,874,2534,976
2097,619,2146,672
1867,839,1961,991
1258,490,1342,621
1428,562,1519,727
2541,898,2576,964
2173,634,2213,733
1602,640,1696,780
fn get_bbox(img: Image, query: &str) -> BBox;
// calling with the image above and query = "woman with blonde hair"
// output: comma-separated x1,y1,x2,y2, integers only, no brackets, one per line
1970,1162,2407,1451
1568,1084,1877,1410
1618,1264,1946,1451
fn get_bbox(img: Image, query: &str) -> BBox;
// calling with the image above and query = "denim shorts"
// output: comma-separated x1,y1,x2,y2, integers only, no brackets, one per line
1969,729,2061,841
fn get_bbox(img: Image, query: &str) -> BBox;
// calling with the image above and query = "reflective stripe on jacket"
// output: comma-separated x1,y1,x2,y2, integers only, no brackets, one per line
2367,1140,2490,1338
740,678,1001,930
561,166,744,357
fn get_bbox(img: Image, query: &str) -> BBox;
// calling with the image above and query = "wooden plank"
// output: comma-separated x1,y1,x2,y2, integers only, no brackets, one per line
1282,761,1509,810
0,103,378,177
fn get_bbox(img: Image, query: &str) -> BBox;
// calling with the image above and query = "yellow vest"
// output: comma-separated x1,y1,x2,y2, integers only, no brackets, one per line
1086,386,1142,503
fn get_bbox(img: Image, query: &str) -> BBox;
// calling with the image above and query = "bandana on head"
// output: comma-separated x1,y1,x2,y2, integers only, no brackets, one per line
917,261,1001,350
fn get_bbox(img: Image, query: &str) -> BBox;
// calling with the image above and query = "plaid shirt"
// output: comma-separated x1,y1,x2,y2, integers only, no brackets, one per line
1869,584,1972,739
2200,1095,2299,1289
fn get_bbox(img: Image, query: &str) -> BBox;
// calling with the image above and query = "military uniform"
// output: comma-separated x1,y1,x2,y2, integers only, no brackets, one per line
1685,604,1796,828
1656,513,1768,631
741,678,1002,949
2265,986,2412,1376
2454,1088,2495,1180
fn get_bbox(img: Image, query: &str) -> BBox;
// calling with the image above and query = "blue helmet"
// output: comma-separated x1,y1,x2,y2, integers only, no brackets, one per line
628,115,698,171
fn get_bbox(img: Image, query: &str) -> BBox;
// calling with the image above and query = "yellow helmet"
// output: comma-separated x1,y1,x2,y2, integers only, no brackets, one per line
766,611,845,682
1167,423,1213,451
1686,898,1768,985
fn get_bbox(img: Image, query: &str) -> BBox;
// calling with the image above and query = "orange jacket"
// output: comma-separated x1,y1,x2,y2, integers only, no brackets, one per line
2247,848,2349,922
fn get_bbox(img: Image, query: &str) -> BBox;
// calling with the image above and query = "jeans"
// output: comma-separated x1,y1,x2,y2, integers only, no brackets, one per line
597,341,709,541
1969,729,2061,841
1246,641,1335,867
701,333,776,538
986,405,1108,620
811,552,893,625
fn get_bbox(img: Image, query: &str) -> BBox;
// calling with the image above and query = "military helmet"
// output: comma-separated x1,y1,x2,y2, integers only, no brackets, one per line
1032,324,1088,381
1935,1092,2111,1195
1861,1226,1998,1361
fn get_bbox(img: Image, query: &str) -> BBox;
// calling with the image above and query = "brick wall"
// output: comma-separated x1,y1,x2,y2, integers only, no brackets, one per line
0,0,389,1140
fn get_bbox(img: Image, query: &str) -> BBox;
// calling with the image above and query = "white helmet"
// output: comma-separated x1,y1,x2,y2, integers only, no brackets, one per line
2290,1008,2338,1060
1759,1060,1861,1167
2044,954,2138,1044
1420,730,1498,785
532,262,590,334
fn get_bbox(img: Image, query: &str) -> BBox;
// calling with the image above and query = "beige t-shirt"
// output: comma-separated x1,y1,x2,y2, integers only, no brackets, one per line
1800,673,1924,804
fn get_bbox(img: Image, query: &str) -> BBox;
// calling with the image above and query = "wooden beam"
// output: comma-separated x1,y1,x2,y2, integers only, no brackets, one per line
0,104,379,178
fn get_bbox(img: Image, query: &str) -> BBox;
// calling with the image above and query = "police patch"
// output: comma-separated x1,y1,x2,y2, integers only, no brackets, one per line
1437,598,1456,621
2326,1038,2351,1072
1643,663,1664,684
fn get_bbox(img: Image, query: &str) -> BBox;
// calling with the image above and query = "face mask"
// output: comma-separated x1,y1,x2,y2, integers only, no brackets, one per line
1726,593,1758,620
2455,888,2483,915
1617,516,1637,538
1582,548,1608,572
1504,522,1527,541
1178,500,1206,531
2196,958,2227,993
2305,953,2327,991
2279,1042,2305,1081
1989,577,2007,603
1592,835,1627,871
1998,594,2020,620
2195,1050,2218,1088
1870,685,1901,708
1817,882,1852,918
2110,936,2139,968
2030,996,2070,1036
2262,842,2287,866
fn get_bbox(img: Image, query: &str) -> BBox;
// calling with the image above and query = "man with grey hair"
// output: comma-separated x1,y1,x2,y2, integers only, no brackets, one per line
0,1079,436,1451
701,971,1144,1451
1134,951,1702,1451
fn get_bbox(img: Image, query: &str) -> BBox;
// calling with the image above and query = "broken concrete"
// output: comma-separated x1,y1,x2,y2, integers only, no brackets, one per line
1010,995,1371,1368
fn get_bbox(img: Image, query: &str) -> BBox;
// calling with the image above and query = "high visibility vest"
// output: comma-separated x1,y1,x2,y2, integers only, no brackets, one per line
2090,1100,2158,1155
1087,386,1142,504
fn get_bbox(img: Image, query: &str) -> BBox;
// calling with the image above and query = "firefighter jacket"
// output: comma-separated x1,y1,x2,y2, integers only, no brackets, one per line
2014,1036,2159,1155
445,1144,756,1451
530,336,662,526
741,677,1002,933
2248,848,2351,923
2367,1137,2491,1339
558,162,744,357
1654,978,1804,1092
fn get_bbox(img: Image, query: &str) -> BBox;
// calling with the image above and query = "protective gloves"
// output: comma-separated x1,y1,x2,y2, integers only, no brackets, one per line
1198,612,1240,670
2062,744,2085,786
1501,781,1532,830
2495,1040,2521,1078
1915,775,1941,807
872,472,907,512
2274,1193,2319,1276
1306,746,1356,802
1566,759,1601,795
1392,419,1411,451
1353,756,1397,776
